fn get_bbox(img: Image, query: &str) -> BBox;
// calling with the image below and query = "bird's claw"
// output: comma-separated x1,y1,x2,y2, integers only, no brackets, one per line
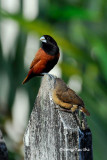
41,73,54,79
55,107,73,113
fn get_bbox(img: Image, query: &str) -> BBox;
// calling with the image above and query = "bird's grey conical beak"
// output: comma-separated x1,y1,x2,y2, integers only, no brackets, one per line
40,36,47,43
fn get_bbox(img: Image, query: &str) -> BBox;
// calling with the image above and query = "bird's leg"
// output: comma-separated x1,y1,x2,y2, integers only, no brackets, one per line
57,108,73,113
41,73,54,79
54,106,59,109
57,105,78,114
55,105,73,113
54,106,69,112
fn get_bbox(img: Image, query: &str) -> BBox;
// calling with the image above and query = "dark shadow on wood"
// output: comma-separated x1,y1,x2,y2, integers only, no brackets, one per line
0,130,8,160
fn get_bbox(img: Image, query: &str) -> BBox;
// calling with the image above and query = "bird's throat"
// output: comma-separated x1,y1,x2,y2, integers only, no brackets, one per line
41,43,59,56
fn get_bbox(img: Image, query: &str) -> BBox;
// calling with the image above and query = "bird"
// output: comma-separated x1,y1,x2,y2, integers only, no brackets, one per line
52,78,90,116
22,35,60,84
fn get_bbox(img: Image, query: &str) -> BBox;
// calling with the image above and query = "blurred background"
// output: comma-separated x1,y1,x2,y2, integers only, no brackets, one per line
0,0,107,159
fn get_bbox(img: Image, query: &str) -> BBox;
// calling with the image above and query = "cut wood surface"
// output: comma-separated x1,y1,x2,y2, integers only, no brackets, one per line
24,75,93,160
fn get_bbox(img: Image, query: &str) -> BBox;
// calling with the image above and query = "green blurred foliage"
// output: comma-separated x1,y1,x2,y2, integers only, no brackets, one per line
0,0,107,159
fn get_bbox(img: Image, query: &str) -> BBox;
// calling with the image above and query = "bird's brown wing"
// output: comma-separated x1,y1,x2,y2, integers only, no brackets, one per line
30,48,44,69
22,60,45,84
30,55,41,69
57,88,84,106
68,89,84,105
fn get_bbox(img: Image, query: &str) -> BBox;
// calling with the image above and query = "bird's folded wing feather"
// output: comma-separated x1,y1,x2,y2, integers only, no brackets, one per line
30,56,41,69
30,60,46,75
30,49,43,69
57,88,83,105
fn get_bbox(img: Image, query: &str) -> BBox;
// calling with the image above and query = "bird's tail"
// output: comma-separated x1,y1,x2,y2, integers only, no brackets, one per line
22,69,34,84
22,75,29,84
80,107,90,116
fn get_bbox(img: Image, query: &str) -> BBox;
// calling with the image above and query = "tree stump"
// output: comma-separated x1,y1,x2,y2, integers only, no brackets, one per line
24,75,93,160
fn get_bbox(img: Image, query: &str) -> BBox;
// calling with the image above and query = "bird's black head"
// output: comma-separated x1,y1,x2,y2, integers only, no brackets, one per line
40,35,59,56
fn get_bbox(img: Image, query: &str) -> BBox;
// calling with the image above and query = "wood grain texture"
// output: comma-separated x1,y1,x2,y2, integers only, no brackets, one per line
24,75,93,160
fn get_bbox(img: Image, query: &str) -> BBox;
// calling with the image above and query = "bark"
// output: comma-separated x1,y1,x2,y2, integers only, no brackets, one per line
24,75,93,160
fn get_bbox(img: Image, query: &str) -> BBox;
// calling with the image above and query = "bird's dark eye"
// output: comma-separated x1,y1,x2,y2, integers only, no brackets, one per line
47,37,50,40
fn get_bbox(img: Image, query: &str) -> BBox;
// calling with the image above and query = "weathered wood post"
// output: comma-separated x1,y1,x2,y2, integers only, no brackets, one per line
0,130,8,160
24,75,93,160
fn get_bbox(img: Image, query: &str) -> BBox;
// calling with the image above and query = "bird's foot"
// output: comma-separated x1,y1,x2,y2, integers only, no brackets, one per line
55,107,73,113
41,73,54,79
60,109,73,113
54,107,59,109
